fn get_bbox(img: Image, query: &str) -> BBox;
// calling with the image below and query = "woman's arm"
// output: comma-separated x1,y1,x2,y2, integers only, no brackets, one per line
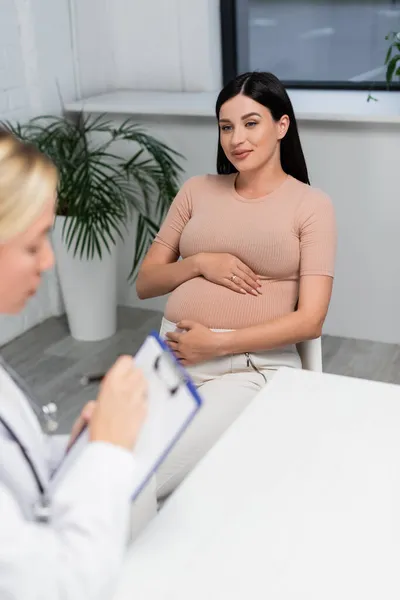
137,178,199,299
217,274,333,355
136,244,261,300
218,188,336,354
136,242,201,299
166,188,336,364
166,275,333,364
137,176,262,300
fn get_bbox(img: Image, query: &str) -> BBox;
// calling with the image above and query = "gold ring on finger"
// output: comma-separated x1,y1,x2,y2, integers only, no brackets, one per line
231,275,237,283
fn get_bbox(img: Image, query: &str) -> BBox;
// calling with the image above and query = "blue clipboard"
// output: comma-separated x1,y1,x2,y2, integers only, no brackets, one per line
127,330,202,500
49,331,202,502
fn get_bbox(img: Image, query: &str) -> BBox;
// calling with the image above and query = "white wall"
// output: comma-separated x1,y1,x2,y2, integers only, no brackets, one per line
300,120,400,343
0,0,76,344
0,0,34,122
73,0,222,96
0,0,76,121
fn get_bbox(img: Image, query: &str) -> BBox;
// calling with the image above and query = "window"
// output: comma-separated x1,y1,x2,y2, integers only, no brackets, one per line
220,0,400,89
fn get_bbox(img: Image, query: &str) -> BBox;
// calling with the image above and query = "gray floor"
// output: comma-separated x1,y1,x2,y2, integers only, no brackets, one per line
1,306,400,434
0,307,162,434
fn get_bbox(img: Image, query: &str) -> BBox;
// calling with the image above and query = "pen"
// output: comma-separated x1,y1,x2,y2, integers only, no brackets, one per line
80,373,106,386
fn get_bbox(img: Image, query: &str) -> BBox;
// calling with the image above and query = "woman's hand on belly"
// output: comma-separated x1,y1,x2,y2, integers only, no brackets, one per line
196,252,262,297
165,320,223,366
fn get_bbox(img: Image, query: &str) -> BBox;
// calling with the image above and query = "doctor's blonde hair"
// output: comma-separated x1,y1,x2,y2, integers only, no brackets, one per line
0,129,58,242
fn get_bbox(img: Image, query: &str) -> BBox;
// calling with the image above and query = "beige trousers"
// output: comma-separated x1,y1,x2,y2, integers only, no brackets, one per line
129,317,301,539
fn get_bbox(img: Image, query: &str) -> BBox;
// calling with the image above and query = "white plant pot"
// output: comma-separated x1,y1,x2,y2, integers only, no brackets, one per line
52,216,117,341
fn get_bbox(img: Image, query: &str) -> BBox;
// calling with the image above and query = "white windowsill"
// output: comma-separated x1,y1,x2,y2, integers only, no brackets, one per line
64,89,400,124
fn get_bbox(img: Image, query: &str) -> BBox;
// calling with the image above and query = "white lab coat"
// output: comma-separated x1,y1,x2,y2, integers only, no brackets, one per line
0,363,137,600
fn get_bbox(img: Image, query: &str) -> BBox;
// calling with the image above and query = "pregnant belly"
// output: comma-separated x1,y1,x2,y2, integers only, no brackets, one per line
164,277,298,329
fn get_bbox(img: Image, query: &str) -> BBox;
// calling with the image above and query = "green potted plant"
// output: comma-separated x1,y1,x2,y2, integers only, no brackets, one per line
385,31,400,85
2,114,183,341
367,31,400,102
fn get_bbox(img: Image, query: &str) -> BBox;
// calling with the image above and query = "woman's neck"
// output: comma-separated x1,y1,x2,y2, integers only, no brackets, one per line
235,162,287,199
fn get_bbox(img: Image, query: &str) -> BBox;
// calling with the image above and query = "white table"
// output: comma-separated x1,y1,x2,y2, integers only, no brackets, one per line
113,367,400,600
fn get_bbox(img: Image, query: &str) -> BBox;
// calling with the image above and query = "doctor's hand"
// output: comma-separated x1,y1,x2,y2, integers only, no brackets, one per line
90,355,148,451
67,401,96,451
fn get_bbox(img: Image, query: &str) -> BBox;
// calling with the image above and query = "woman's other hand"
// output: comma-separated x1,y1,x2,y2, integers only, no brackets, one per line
166,321,224,366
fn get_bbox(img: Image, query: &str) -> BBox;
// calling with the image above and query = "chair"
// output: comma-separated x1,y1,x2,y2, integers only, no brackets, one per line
296,337,323,372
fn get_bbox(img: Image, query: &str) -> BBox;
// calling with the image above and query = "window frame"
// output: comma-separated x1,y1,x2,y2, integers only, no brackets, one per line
219,0,400,91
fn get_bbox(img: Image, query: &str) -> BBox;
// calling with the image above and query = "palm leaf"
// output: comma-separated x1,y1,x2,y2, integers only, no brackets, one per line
384,32,400,85
3,113,183,276
129,213,160,281
386,54,400,84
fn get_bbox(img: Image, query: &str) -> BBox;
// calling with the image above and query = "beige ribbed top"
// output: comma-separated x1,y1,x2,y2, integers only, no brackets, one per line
154,174,336,329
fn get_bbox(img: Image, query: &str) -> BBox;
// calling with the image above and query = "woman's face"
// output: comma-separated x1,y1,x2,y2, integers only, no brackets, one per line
218,94,289,173
0,196,56,314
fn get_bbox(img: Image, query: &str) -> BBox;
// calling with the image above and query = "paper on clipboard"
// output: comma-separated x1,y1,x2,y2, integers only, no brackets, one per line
50,332,202,500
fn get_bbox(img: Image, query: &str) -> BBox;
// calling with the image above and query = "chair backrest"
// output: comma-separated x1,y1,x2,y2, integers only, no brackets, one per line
296,338,323,372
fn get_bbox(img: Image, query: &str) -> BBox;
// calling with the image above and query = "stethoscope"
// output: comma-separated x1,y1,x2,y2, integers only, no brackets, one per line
0,356,59,522
0,342,189,523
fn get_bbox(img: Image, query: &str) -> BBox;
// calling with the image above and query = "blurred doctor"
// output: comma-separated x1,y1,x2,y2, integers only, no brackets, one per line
0,129,148,600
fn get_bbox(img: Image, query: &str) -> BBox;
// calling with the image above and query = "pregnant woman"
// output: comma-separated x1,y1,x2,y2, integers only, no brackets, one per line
136,71,337,502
